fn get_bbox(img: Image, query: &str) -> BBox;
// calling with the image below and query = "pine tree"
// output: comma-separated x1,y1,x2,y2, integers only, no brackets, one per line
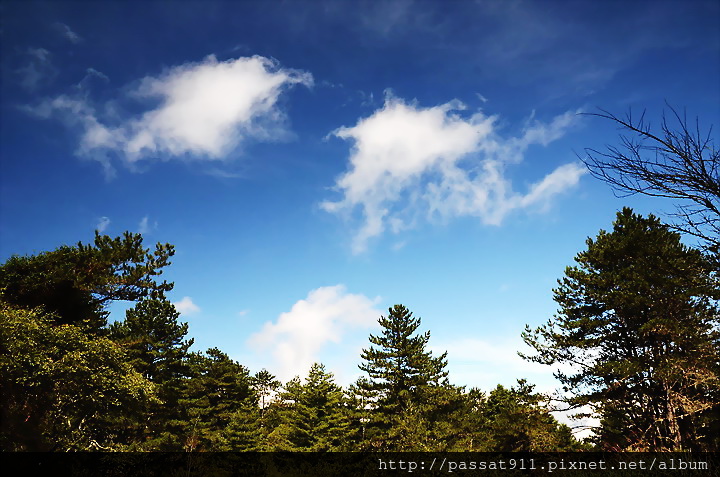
481,380,584,451
110,299,193,383
356,305,450,450
522,208,720,451
177,348,259,451
108,298,194,449
267,363,349,451
0,231,174,332
345,377,374,449
252,369,280,415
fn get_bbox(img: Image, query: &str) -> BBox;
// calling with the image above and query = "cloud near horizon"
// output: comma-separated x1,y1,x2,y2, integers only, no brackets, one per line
30,55,312,170
321,96,585,253
249,285,380,383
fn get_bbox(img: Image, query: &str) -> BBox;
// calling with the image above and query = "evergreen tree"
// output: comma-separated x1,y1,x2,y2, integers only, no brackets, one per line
356,305,450,450
522,208,720,451
110,298,193,383
108,298,194,449
452,388,494,451
481,380,584,451
0,231,174,332
252,369,280,415
222,399,263,451
267,363,349,451
177,348,259,451
345,377,374,449
420,383,474,451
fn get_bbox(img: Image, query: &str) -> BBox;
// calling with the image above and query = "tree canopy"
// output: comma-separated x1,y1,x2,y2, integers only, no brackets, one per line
8,227,698,452
0,302,154,451
357,304,462,450
523,208,720,451
0,231,174,331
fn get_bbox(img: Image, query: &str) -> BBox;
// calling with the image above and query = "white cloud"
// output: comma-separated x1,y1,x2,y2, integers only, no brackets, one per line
173,296,201,316
31,55,312,169
437,336,599,438
321,96,585,253
435,336,552,389
138,216,155,234
54,22,83,43
249,285,380,383
96,216,110,233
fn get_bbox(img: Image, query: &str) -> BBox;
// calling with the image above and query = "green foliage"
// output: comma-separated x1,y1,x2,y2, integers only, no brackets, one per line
0,231,174,332
267,363,350,451
6,225,709,453
481,380,584,451
355,305,453,450
110,298,193,383
0,301,155,451
108,298,195,449
177,348,259,451
523,208,720,451
252,368,281,413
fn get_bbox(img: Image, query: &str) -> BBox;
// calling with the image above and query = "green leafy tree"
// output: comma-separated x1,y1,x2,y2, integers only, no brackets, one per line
356,305,451,450
0,231,174,332
0,302,154,451
522,208,720,451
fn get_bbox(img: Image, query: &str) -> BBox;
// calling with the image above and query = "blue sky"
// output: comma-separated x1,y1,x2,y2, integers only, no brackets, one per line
2,0,719,402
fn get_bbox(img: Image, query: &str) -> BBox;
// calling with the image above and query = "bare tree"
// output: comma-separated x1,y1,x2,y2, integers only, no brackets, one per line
582,105,719,250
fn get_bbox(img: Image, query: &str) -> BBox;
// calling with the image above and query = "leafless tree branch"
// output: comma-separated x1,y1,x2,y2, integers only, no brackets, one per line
581,103,719,250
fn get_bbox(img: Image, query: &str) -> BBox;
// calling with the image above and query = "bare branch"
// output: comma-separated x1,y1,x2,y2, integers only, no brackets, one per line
581,104,719,250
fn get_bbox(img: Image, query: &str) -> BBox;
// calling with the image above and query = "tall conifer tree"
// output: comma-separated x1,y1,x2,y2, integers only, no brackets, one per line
178,349,259,451
523,208,720,451
356,305,450,450
108,298,194,449
267,363,349,451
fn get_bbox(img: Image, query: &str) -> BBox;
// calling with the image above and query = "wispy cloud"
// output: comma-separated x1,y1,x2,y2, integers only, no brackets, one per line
173,296,201,316
357,0,416,36
138,216,156,234
430,336,568,399
76,68,109,90
28,55,312,171
321,95,585,253
54,22,83,44
435,335,597,436
16,48,56,91
249,285,380,382
95,216,110,233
